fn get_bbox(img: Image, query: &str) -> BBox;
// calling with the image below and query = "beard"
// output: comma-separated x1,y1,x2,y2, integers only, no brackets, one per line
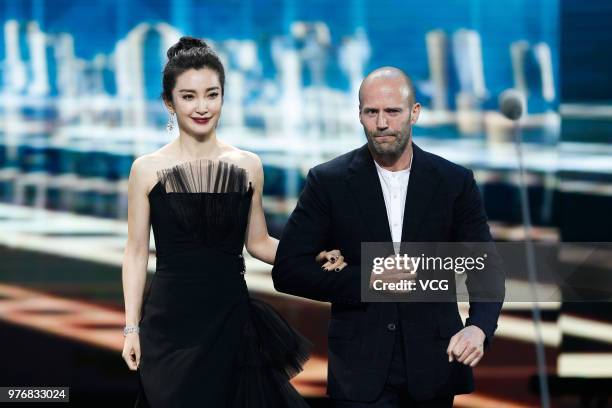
365,127,411,159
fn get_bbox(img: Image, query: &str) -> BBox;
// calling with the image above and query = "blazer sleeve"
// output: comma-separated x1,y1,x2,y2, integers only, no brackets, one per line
272,168,362,304
452,169,505,347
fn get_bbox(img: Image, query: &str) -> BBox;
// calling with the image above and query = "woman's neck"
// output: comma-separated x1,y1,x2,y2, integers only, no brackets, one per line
176,130,221,160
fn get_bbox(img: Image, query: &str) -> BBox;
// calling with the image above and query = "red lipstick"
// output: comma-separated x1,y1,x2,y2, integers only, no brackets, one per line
192,117,210,125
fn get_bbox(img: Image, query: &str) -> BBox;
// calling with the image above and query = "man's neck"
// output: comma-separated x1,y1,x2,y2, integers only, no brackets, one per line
371,144,413,172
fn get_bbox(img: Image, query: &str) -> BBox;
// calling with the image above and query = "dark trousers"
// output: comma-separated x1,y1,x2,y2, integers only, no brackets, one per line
332,322,454,408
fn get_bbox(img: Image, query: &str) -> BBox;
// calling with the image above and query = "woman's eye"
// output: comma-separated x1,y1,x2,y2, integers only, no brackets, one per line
208,93,218,98
183,95,193,100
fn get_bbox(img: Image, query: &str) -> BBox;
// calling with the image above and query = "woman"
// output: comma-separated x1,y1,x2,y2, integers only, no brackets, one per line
121,36,348,407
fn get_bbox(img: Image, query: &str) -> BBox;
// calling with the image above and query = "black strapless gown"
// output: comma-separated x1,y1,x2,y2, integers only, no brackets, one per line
134,159,311,408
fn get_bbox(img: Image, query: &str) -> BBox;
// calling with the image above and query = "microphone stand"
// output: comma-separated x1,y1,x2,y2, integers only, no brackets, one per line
512,119,551,408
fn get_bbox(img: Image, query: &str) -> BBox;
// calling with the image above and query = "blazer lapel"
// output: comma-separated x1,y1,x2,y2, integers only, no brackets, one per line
402,143,440,242
346,145,392,243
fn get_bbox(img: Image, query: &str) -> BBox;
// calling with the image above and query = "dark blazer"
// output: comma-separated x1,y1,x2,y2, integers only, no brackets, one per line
272,143,504,401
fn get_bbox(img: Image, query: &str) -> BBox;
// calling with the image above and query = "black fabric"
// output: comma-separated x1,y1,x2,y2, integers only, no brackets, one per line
136,159,310,408
272,144,504,402
332,319,454,407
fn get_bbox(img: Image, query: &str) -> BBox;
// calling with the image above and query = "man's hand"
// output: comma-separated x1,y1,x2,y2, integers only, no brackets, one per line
446,325,486,367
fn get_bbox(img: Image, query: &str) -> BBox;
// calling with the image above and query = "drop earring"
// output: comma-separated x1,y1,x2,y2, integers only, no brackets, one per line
167,112,176,133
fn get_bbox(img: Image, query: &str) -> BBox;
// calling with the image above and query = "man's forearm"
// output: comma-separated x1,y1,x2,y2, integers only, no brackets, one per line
272,259,362,304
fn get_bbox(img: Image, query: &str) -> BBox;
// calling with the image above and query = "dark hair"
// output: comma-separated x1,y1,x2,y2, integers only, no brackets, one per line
161,36,225,103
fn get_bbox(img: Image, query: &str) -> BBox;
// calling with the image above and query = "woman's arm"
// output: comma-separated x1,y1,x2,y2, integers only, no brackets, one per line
244,154,278,265
242,153,347,270
121,157,153,369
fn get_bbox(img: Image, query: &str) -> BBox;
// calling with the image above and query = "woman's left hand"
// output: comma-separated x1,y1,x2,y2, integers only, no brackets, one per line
316,249,348,272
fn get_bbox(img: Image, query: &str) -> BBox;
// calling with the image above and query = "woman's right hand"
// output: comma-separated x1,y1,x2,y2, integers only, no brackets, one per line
316,249,348,271
122,333,141,371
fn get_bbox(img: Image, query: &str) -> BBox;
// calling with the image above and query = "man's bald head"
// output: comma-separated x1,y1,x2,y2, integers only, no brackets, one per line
358,66,416,109
358,67,421,163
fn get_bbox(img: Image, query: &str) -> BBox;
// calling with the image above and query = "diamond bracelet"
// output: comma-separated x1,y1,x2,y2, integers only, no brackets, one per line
124,325,140,336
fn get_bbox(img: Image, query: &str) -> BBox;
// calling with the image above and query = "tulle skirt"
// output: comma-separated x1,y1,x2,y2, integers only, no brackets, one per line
135,294,312,408
233,298,312,408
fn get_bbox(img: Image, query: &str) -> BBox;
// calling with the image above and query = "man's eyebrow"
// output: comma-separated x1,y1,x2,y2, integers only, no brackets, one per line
363,107,403,111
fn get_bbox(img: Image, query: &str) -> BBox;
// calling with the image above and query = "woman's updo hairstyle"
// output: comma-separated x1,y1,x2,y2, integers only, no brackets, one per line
162,36,225,103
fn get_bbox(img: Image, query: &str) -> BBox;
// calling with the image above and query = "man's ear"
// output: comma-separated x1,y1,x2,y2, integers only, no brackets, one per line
411,102,421,124
358,107,366,126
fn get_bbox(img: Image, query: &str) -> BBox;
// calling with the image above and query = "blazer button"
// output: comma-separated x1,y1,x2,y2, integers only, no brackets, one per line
387,323,396,331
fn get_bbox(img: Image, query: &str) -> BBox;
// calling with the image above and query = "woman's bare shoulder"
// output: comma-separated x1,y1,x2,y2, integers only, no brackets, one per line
219,145,261,173
132,153,170,175
131,149,178,193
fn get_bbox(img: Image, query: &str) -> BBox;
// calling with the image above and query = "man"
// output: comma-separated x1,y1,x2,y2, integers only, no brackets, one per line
272,67,504,407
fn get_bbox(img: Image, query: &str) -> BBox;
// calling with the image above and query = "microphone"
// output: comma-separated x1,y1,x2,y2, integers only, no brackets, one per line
498,89,526,121
499,87,551,408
